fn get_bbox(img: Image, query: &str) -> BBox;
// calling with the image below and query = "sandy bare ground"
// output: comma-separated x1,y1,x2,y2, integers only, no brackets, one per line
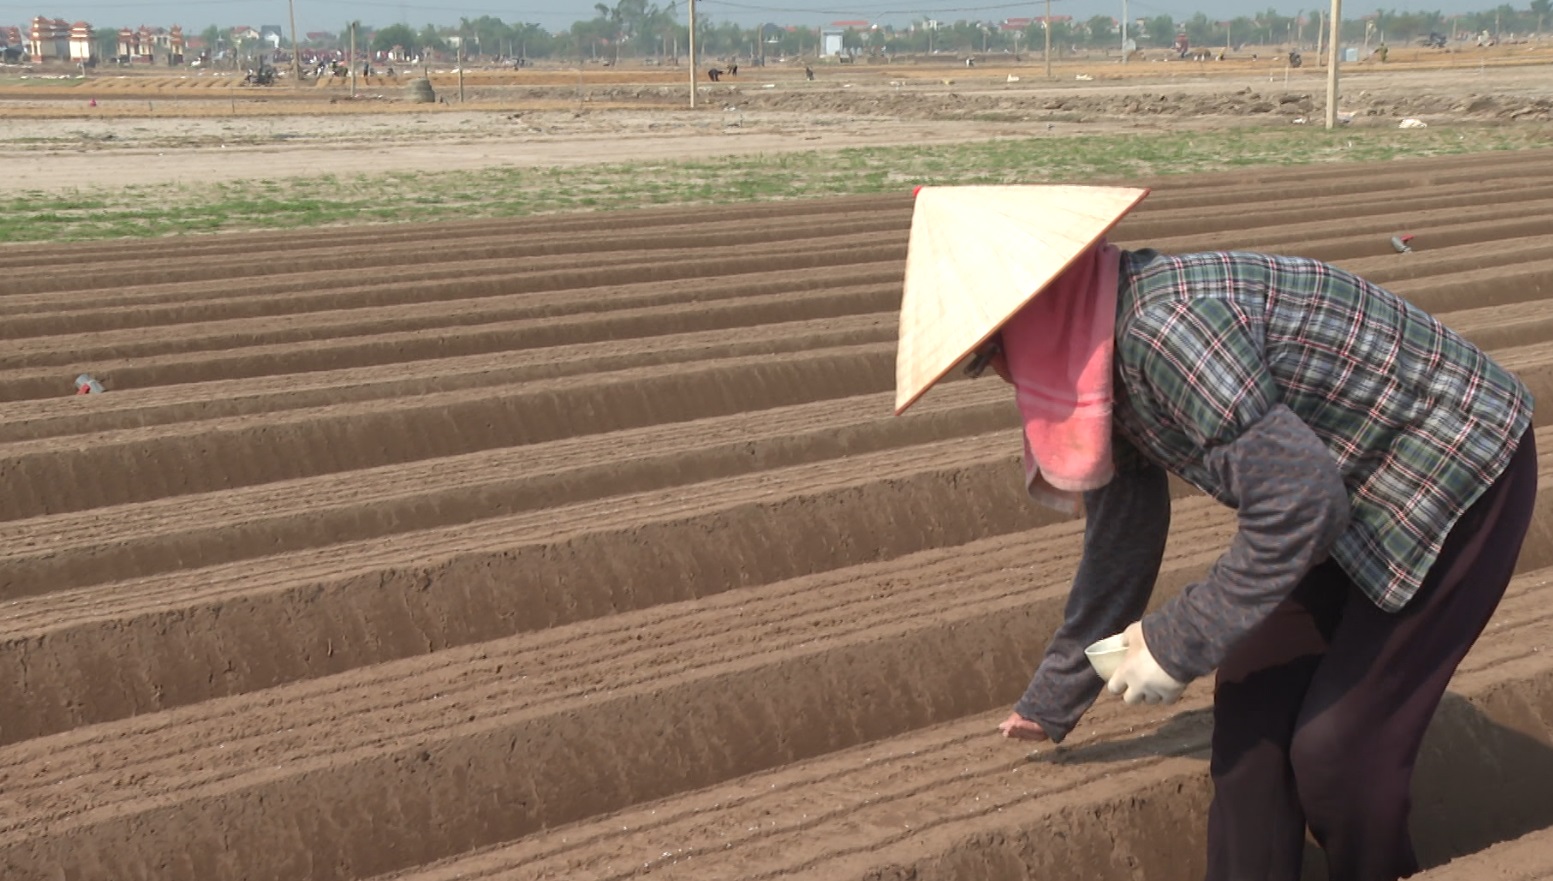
0,112,1040,192
1,57,1550,193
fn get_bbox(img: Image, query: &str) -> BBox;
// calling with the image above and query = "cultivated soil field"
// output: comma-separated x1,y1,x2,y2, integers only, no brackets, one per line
3,50,1553,881
3,43,1552,192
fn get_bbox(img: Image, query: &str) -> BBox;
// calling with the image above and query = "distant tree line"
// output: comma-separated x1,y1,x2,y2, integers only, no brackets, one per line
87,0,1553,65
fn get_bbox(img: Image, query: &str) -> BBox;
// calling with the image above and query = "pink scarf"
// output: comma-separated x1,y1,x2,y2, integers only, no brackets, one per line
999,240,1120,513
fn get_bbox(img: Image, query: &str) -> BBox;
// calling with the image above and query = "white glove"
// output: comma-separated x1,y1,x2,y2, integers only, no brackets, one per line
1106,621,1186,706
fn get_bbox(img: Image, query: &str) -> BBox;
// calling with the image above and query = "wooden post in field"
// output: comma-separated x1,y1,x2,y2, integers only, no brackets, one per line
288,0,301,88
1120,0,1128,64
1325,0,1342,129
688,0,698,108
1044,0,1052,79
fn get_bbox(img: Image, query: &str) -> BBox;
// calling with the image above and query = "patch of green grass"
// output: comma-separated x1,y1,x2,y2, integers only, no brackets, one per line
0,75,82,87
969,112,1032,123
2,123,1548,243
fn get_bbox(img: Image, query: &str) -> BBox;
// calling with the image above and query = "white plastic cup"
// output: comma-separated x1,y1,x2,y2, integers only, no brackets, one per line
1084,633,1129,680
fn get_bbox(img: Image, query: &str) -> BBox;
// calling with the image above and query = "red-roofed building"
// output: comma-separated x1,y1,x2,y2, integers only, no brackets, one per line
117,26,150,61
1,25,24,61
116,24,183,64
68,20,93,62
1001,14,1071,33
28,16,68,61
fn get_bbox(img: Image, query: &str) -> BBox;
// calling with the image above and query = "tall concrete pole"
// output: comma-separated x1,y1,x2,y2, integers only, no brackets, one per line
688,0,697,108
348,22,357,97
1044,0,1052,79
288,0,302,87
1120,0,1128,64
1325,0,1342,129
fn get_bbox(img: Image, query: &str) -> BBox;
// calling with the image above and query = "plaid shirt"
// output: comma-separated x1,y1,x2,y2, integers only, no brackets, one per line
1112,250,1533,612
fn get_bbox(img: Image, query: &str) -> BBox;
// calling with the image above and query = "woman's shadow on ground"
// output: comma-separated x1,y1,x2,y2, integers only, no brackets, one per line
1035,691,1553,878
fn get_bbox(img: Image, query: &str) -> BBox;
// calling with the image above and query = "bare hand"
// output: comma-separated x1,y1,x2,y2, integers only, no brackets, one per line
998,711,1050,742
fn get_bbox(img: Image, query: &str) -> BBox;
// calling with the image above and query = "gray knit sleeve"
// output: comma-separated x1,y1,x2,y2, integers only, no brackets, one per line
1142,403,1350,682
1014,441,1171,743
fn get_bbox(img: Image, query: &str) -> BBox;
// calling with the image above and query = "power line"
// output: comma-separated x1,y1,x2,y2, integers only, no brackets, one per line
703,0,1062,15
0,1,559,13
316,0,560,12
1,1,233,7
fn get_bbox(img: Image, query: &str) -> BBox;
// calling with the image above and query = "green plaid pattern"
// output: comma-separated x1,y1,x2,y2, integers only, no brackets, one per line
1113,250,1533,611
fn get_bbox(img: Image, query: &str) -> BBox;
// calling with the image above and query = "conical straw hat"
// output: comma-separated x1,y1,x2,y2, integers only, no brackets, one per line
894,184,1150,415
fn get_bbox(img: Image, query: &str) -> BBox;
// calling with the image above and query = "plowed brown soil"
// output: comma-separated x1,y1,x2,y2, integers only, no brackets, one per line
5,57,1552,193
5,148,1553,880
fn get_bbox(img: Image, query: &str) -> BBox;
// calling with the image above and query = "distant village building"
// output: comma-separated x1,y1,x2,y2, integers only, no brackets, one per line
2,25,26,61
0,19,191,65
67,20,92,61
27,16,68,61
820,27,846,57
259,25,283,49
998,14,1073,30
998,14,1072,48
117,26,148,61
115,24,185,64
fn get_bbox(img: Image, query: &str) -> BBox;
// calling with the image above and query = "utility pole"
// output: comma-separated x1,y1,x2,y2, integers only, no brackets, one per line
349,21,357,97
287,0,301,87
1325,0,1342,129
1121,0,1128,64
1044,0,1053,78
688,0,697,108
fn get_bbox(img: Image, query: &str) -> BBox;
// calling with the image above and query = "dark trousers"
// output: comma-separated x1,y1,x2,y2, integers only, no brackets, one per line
1205,429,1538,881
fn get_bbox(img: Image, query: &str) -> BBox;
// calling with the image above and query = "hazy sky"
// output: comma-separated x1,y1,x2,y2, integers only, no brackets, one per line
0,1,1499,34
